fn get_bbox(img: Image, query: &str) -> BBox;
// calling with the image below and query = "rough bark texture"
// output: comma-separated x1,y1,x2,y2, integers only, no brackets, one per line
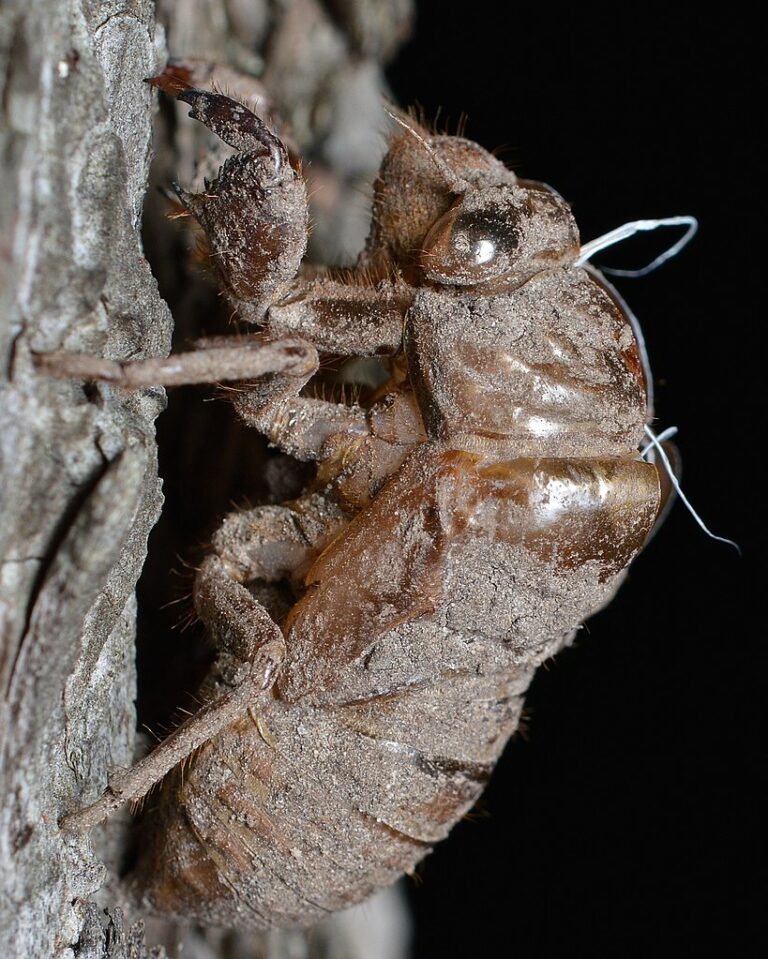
0,2,170,957
1,1,412,956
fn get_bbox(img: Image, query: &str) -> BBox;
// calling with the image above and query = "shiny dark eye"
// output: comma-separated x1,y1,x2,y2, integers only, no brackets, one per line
421,204,521,285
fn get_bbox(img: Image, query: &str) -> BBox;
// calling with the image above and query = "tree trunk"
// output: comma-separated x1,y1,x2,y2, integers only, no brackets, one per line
1,1,412,956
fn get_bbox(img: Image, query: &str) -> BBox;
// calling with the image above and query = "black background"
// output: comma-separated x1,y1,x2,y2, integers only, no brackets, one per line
386,7,762,958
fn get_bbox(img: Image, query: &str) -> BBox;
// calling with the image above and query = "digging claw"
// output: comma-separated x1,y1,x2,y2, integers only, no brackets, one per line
157,89,307,312
177,89,285,170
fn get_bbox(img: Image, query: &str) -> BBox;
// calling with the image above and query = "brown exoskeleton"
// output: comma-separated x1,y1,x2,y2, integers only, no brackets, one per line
52,86,664,929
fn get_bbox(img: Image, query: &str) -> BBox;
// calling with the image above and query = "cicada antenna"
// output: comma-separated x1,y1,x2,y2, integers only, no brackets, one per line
383,104,468,194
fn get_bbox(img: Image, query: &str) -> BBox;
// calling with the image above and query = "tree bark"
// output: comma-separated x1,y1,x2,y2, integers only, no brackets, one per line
1,2,412,956
0,1,171,956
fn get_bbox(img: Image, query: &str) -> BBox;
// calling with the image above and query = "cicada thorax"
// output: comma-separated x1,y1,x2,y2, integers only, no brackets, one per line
404,267,649,457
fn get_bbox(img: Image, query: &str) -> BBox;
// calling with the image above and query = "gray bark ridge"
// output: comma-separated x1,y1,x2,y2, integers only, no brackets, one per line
0,3,171,957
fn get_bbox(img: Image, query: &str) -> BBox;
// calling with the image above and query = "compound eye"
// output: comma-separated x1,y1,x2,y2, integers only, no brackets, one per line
422,205,520,285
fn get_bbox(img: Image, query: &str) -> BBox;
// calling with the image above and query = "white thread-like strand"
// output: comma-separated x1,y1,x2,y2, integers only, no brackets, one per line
640,424,679,460
576,216,698,276
642,425,740,553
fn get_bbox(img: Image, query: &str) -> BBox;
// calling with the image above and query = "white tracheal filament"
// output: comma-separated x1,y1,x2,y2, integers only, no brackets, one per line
641,425,740,552
576,216,698,277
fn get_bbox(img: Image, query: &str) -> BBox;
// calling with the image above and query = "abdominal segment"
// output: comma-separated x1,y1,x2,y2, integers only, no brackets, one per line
135,667,527,929
136,448,660,929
